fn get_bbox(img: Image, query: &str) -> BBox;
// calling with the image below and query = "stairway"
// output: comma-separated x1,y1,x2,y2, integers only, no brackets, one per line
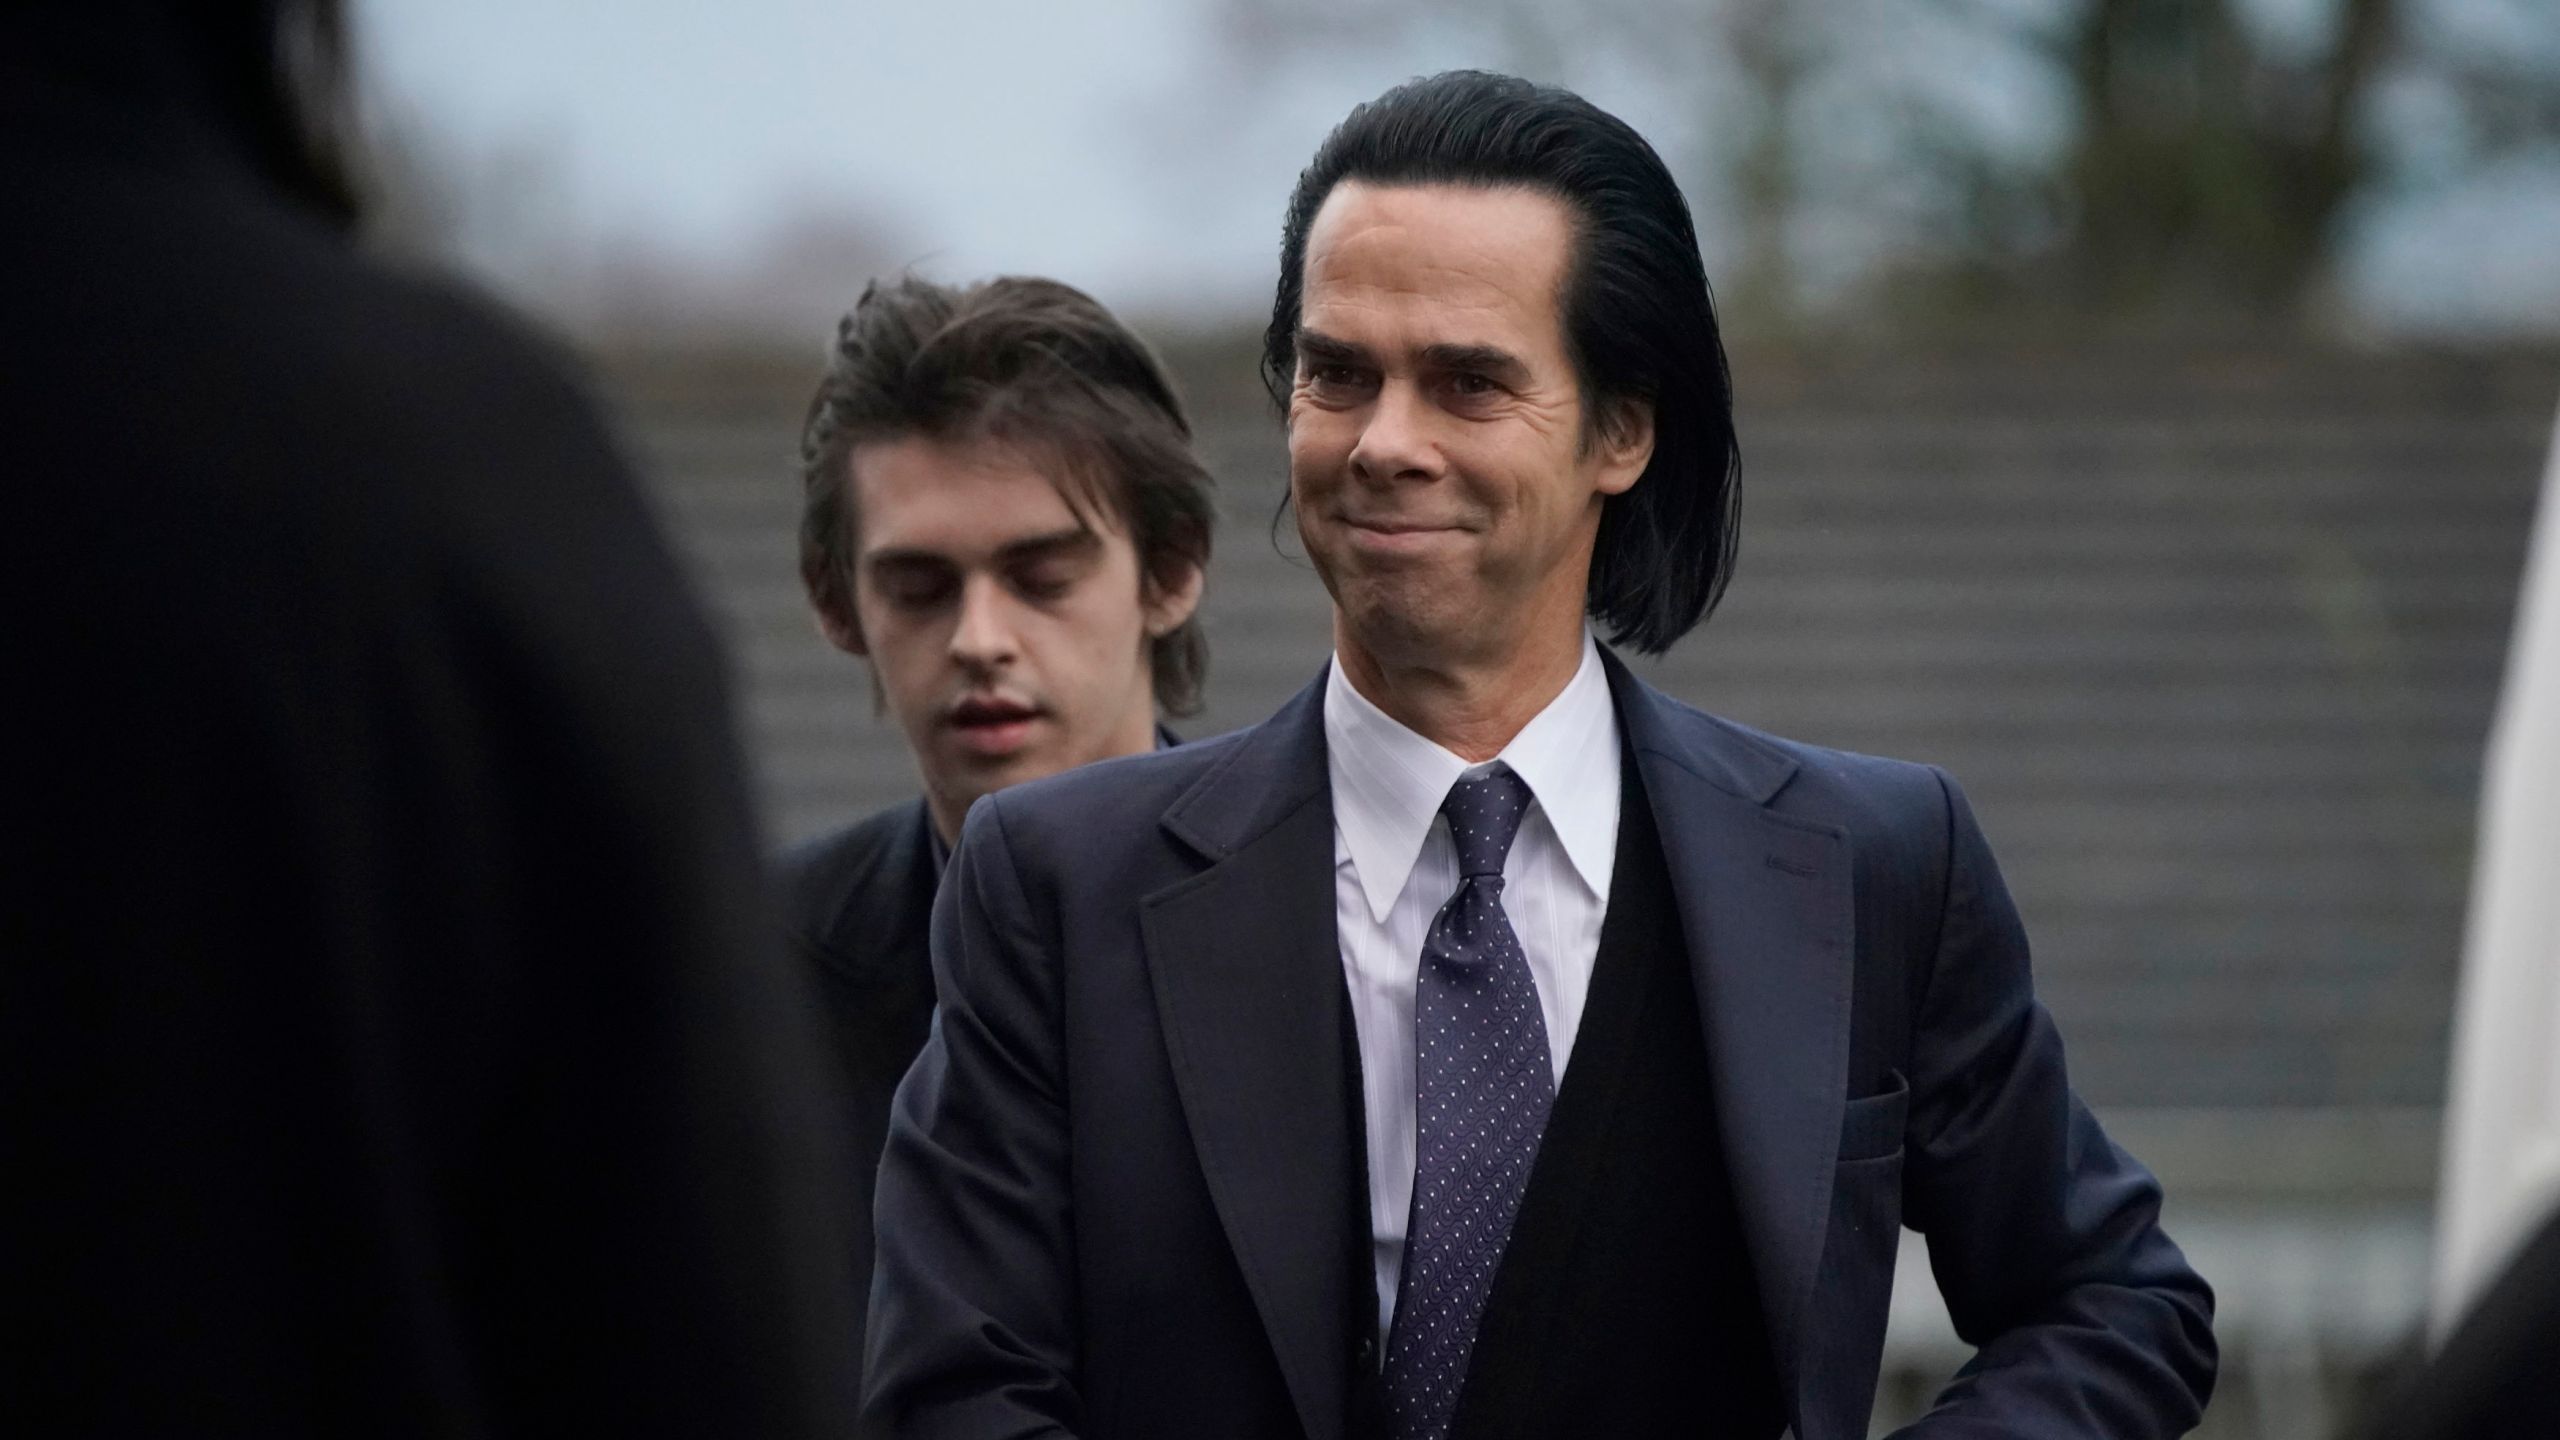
605,339,2558,1116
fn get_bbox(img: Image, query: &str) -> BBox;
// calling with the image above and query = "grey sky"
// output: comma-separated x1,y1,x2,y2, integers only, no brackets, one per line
359,0,1497,322
360,0,2560,334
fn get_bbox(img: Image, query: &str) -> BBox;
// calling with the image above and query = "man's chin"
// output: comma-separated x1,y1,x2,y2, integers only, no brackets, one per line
1336,586,1479,662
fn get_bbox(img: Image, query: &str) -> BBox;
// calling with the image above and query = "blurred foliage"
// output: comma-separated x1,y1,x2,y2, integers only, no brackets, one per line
1219,0,2560,333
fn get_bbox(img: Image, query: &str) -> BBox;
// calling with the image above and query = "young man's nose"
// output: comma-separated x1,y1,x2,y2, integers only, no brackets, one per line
948,574,1023,668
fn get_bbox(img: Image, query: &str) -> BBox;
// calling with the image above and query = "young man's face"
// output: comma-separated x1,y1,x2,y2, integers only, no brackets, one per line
826,434,1201,842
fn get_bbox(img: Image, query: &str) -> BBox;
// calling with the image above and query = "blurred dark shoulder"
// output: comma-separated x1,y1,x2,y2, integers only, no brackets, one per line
1,27,670,627
0,30,736,816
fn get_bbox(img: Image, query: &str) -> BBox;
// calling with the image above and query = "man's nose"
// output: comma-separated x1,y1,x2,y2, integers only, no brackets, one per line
1347,382,1438,484
948,574,1021,670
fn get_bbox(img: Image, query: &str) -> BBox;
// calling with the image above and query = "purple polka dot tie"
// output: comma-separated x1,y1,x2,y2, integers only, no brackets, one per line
1383,766,1553,1440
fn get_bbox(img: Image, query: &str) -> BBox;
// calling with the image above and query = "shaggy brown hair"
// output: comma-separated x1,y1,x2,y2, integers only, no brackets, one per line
798,275,1217,715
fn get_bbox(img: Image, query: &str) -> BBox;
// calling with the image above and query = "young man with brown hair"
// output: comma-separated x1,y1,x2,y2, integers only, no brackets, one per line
782,274,1216,1369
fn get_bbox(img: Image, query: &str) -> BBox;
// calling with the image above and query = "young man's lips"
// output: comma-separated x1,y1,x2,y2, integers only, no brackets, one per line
945,702,1042,756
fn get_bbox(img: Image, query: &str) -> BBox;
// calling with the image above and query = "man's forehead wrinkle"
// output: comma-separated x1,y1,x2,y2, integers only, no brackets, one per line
1305,183,1572,286
1307,250,1545,318
1301,281,1543,355
1299,190,1573,380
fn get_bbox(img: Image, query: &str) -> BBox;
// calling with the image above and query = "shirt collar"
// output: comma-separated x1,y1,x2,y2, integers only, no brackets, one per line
1324,632,1620,924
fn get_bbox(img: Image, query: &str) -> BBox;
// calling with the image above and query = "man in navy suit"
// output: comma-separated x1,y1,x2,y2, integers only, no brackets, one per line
866,73,2216,1439
782,275,1213,1375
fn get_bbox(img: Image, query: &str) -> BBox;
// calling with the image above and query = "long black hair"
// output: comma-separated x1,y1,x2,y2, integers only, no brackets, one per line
1263,70,1740,655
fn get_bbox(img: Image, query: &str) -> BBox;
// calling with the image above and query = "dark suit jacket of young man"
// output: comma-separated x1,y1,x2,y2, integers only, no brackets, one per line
786,727,1179,1375
864,650,2217,1439
784,798,942,1375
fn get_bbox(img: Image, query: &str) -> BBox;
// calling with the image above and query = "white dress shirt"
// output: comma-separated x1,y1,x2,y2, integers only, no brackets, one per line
1324,632,1622,1340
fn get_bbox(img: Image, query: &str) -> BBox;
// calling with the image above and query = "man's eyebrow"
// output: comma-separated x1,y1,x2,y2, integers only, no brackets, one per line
1419,342,1530,380
864,526,1099,572
861,546,955,572
1294,330,1369,366
993,526,1103,564
1297,330,1530,382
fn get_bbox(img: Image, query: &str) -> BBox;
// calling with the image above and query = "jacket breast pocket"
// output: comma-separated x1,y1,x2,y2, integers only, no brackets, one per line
1836,1069,1908,1163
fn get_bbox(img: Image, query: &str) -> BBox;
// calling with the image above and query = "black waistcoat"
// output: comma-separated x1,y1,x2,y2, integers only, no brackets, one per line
1443,752,1788,1440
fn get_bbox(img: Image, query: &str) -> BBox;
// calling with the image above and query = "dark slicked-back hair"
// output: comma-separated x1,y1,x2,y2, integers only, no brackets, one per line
799,275,1216,715
1263,70,1740,654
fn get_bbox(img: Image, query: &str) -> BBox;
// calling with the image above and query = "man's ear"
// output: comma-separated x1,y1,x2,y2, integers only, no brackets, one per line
814,599,868,658
1142,560,1206,639
1592,395,1656,497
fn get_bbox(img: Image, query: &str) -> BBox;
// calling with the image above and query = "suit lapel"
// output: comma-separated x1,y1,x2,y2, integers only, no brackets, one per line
1607,655,1852,1425
1141,675,1355,1440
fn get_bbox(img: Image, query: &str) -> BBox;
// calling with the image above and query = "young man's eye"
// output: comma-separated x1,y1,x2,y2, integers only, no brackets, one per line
1012,566,1077,600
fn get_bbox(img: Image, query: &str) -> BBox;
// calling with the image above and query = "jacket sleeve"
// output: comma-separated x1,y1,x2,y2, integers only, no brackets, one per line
863,794,1085,1438
1889,768,2218,1438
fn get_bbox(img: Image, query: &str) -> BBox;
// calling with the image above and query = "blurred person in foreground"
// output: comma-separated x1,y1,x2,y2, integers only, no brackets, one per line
865,71,2215,1440
782,274,1212,1370
2349,407,2560,1438
0,1,860,1431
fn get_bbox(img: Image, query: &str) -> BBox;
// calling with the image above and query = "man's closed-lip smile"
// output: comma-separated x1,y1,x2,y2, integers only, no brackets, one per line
1341,514,1466,552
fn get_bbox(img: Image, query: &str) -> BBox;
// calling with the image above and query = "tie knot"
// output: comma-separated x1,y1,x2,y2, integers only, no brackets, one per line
1439,766,1533,879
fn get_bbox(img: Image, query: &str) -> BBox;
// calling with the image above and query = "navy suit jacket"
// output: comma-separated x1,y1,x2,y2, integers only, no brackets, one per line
867,654,2216,1439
